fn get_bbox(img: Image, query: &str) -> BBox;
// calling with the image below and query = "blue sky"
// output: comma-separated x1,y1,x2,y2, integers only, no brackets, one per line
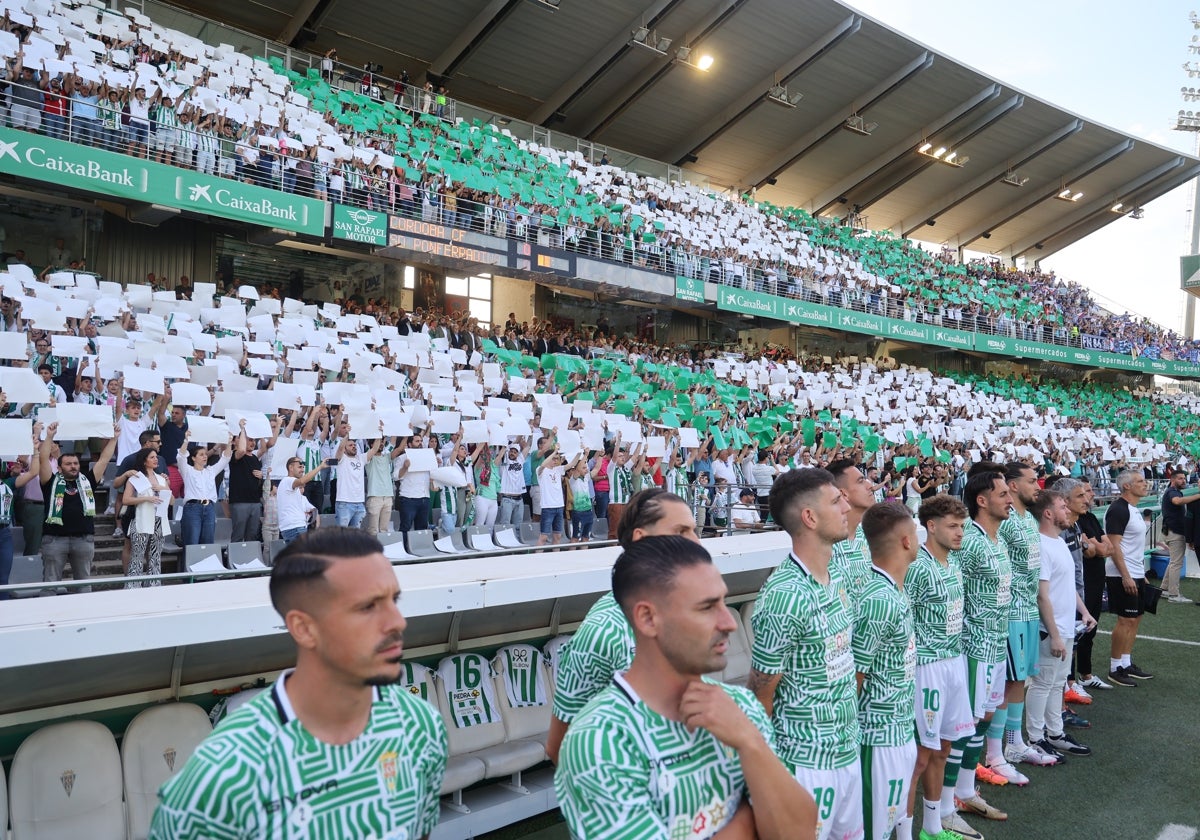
844,0,1196,332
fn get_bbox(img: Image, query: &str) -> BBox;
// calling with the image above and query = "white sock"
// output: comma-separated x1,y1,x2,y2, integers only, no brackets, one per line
955,767,976,800
1110,657,1122,672
940,786,956,817
895,813,914,840
1121,654,1131,668
923,799,942,835
985,736,1004,764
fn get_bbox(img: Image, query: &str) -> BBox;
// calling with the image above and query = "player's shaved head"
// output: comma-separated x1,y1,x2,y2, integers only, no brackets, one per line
270,528,386,617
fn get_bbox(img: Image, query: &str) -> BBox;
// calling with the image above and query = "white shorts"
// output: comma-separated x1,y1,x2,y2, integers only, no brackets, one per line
788,762,864,840
530,484,542,515
913,655,975,749
966,657,1006,720
861,741,917,840
151,127,176,150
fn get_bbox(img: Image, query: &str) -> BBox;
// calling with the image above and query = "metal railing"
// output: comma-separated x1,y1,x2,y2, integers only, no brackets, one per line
1,70,1191,361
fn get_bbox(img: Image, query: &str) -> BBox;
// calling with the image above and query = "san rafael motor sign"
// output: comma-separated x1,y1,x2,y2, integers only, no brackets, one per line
0,126,325,236
332,204,387,245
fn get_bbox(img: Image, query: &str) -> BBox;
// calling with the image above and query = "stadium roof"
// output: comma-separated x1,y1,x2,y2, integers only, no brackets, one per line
165,0,1200,262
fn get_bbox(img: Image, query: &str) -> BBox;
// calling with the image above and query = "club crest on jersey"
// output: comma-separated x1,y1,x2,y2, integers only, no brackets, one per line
379,750,399,794
60,769,75,797
407,685,421,696
163,747,177,772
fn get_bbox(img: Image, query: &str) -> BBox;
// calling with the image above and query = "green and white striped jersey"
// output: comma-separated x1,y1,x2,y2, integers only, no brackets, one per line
543,634,572,677
998,507,1041,622
955,521,1012,665
852,567,917,747
750,554,859,771
607,462,635,505
437,653,500,727
831,522,871,611
495,644,549,707
555,674,773,840
552,593,635,723
149,670,447,840
904,546,964,664
397,661,433,702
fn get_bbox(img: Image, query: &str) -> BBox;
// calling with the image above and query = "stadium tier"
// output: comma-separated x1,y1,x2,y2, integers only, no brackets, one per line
0,0,1195,375
3,2,1200,840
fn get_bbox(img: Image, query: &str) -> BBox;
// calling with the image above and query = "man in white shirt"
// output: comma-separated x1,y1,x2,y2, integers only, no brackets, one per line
537,450,569,545
731,488,762,529
277,456,324,544
334,432,382,529
395,435,433,533
497,439,530,526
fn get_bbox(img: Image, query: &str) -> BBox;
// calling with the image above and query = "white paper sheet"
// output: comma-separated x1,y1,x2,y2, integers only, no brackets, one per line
53,403,114,439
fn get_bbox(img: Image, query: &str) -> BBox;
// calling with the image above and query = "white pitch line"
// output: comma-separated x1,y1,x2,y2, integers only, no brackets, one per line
1154,824,1197,840
1096,629,1200,647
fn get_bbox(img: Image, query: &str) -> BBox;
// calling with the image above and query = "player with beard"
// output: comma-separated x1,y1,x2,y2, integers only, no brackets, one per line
151,528,448,839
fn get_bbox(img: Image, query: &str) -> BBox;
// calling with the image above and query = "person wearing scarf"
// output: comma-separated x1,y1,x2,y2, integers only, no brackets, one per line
39,421,118,593
122,446,171,588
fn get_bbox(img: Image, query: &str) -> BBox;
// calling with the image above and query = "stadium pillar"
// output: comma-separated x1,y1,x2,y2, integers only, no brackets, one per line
1187,164,1200,338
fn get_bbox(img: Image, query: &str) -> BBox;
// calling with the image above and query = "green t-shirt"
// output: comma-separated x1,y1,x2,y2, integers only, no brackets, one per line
904,546,964,664
998,508,1041,622
552,592,634,723
555,674,773,840
955,521,1013,665
750,553,859,770
830,523,871,612
150,672,447,840
852,568,916,747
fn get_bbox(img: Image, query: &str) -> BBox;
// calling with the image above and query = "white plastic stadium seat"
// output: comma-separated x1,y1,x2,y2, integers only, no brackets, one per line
0,758,7,840
10,720,125,840
493,527,524,548
492,645,554,750
435,654,545,783
122,703,214,840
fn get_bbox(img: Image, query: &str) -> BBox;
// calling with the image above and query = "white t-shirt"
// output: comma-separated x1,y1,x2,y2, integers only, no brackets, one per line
712,457,736,485
396,454,431,498
500,454,526,496
277,477,311,532
538,465,565,509
336,452,367,503
731,504,761,527
117,415,151,464
1039,533,1077,638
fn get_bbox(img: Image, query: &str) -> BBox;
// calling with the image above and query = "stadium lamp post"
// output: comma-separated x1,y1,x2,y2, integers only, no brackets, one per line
1178,17,1200,337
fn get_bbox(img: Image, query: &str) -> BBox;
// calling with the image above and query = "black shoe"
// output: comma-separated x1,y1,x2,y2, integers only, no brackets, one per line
1032,738,1068,764
1045,732,1092,756
1125,662,1154,680
1108,667,1137,687
1062,709,1091,729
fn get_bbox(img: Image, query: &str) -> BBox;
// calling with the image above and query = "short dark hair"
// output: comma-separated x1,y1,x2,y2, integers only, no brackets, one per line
769,467,836,534
1028,489,1062,521
1170,468,1187,478
826,458,860,484
964,470,1004,520
617,488,691,549
861,502,914,555
611,535,712,620
37,364,52,374
270,528,385,617
138,429,159,445
1004,461,1035,482
918,493,968,526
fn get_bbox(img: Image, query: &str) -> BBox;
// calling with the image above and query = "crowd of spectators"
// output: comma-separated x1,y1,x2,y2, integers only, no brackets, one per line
0,1,1192,365
1,239,1197,591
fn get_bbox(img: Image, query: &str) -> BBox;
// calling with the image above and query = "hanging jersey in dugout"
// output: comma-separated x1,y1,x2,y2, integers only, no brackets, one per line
398,661,435,703
495,644,549,707
437,652,501,727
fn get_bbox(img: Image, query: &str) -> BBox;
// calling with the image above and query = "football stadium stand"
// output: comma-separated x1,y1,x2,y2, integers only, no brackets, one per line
1,0,1198,838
